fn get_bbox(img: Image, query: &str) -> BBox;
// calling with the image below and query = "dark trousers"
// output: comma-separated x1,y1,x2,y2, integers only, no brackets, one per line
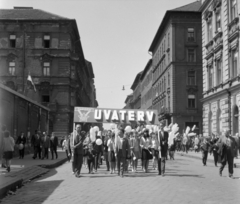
213,151,218,166
87,159,94,172
19,148,25,158
72,153,83,175
65,149,71,161
42,148,49,159
117,156,126,175
104,152,110,170
94,153,100,170
202,151,208,165
33,146,41,159
220,149,234,176
158,157,166,174
50,146,58,159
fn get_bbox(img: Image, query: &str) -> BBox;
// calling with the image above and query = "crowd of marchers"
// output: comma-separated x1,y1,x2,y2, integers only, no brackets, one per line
61,122,240,179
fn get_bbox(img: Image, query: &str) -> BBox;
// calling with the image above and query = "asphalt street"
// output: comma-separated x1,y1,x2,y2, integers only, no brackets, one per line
1,155,240,204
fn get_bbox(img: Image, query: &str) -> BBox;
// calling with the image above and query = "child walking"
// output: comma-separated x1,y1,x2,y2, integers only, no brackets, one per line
86,143,96,174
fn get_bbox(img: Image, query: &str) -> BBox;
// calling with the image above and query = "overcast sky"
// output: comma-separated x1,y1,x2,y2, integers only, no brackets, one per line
1,0,197,109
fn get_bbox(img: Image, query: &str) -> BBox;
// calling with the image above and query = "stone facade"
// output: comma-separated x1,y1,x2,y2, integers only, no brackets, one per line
200,0,240,137
0,8,97,138
140,59,153,110
148,2,203,132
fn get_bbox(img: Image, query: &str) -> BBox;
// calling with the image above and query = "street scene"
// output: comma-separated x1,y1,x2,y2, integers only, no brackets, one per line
1,0,240,203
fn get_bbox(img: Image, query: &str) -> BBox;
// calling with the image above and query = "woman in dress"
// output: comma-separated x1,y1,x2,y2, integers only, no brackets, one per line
107,131,116,174
151,132,159,170
130,130,141,172
2,131,15,172
140,129,152,173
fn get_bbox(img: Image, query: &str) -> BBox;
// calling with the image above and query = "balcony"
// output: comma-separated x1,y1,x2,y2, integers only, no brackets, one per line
205,40,214,60
228,17,239,42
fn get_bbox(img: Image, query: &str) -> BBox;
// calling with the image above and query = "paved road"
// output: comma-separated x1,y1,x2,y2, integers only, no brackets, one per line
1,155,240,204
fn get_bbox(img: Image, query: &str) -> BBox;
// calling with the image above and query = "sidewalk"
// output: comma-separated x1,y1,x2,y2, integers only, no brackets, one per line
175,151,240,168
0,149,68,199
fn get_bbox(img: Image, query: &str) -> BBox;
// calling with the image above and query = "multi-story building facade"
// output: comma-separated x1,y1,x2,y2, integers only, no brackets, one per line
130,71,142,109
201,0,240,137
123,94,133,109
149,1,203,132
0,7,97,137
140,59,153,110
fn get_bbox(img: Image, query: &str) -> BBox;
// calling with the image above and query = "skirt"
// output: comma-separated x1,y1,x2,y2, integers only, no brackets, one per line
131,150,141,160
108,151,116,162
142,149,153,160
3,151,13,160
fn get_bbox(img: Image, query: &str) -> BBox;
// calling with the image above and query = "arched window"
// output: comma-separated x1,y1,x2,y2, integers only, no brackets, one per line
233,105,239,135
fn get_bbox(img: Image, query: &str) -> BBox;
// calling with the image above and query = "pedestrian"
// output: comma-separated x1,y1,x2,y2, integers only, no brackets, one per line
233,133,239,158
158,122,169,176
200,137,210,166
169,137,176,160
210,134,219,167
69,124,86,178
115,129,130,178
62,134,71,162
217,129,237,178
83,133,90,168
86,143,96,174
1,125,7,168
130,130,141,172
182,134,188,153
41,132,50,160
103,131,110,171
107,132,116,174
50,132,58,160
2,131,15,172
93,132,103,172
16,132,26,159
140,129,152,173
32,130,41,159
151,132,159,170
194,136,199,152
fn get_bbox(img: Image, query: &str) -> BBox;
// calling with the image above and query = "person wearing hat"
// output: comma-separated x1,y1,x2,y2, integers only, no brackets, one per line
50,132,58,160
158,122,169,176
41,132,50,160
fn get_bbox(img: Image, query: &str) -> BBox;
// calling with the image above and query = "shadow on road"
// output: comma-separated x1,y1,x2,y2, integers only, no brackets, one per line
166,173,204,178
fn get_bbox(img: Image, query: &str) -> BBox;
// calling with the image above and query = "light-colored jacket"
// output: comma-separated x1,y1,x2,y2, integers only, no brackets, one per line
3,136,15,152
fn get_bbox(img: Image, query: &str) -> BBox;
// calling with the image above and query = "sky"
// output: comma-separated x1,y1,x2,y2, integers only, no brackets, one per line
1,0,197,109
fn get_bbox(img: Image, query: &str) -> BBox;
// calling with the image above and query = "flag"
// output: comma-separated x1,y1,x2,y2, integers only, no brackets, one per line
27,74,36,92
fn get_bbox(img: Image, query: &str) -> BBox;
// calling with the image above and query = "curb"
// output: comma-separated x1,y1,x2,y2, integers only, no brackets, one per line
0,178,23,199
38,158,68,169
0,158,67,200
176,152,240,168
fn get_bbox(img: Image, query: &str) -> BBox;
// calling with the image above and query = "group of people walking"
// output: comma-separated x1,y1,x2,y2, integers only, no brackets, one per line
67,122,170,178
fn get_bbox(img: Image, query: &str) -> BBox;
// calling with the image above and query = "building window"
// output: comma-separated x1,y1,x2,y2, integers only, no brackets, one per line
231,49,238,78
42,95,50,103
187,28,195,42
208,66,214,89
215,12,221,32
216,58,222,85
168,72,170,86
168,52,170,64
216,109,222,134
188,49,195,62
230,0,237,21
9,62,15,75
9,35,16,48
168,95,170,111
168,33,170,47
233,105,239,135
188,94,196,108
209,111,213,136
43,35,50,48
43,62,50,76
187,70,196,85
207,20,213,42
